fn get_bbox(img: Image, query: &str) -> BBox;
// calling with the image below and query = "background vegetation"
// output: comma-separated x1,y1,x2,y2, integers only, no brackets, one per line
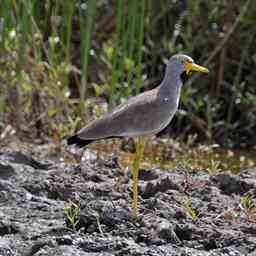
0,0,255,149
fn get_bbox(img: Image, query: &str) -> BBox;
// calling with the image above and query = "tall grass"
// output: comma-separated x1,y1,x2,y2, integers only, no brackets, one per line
135,0,145,94
0,0,146,108
79,0,97,113
0,0,255,148
108,0,124,108
109,0,146,108
62,0,76,64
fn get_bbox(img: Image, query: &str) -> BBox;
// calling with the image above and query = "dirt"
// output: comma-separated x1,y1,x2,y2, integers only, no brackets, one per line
0,143,256,256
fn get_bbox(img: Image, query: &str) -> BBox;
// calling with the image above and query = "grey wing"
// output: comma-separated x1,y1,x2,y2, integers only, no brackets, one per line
77,89,164,139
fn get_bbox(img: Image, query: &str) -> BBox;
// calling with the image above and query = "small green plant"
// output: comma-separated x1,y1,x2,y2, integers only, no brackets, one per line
177,157,194,173
240,195,255,212
183,199,200,221
207,159,221,175
64,200,81,231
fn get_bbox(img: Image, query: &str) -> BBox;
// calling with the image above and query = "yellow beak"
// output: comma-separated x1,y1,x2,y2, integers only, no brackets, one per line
185,62,209,75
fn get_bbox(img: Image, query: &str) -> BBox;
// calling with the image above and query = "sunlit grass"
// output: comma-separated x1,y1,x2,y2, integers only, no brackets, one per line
88,138,256,173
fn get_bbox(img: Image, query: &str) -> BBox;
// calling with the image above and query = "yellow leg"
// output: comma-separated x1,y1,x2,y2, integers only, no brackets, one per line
132,136,147,217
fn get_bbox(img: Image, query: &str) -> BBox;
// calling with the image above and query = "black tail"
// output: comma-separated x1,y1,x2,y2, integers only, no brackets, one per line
67,135,121,148
67,135,93,148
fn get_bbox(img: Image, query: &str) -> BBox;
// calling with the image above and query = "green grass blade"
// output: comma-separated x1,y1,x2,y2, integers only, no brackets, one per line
79,0,97,111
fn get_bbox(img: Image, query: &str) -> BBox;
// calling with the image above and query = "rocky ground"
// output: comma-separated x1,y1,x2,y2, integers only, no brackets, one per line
0,143,256,256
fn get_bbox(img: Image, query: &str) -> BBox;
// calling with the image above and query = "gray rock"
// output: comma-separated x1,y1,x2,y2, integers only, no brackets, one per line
0,148,255,256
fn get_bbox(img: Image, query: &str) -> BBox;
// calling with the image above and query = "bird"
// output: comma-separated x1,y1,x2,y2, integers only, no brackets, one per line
67,54,209,216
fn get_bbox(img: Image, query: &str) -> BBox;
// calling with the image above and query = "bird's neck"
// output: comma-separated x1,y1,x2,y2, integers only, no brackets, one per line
158,65,183,103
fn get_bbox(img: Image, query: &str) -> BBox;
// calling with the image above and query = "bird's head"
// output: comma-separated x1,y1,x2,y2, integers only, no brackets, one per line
168,54,209,82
